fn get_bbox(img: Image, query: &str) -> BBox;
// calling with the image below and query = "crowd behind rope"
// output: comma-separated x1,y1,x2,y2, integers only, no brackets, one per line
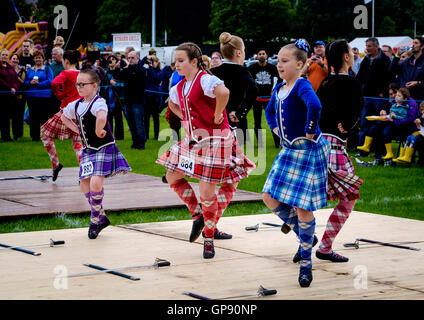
1,36,424,165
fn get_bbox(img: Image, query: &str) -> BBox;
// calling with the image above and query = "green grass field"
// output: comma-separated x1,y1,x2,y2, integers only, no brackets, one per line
1,110,423,234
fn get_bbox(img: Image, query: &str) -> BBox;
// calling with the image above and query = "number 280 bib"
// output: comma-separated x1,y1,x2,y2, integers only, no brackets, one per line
177,155,195,175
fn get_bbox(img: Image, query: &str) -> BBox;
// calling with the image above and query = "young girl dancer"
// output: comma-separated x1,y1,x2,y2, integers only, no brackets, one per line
61,69,131,239
41,50,83,181
157,42,255,259
316,40,364,262
262,40,330,287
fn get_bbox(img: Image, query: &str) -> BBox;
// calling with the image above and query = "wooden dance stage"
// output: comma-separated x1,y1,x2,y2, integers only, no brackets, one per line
0,210,423,299
0,168,262,218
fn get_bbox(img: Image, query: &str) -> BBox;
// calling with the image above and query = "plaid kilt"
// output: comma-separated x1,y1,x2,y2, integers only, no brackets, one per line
79,144,131,180
324,134,363,201
156,131,256,184
41,109,80,140
262,136,330,211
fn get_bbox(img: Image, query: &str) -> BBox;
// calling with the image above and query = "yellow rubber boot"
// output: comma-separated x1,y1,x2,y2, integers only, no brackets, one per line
357,136,373,153
396,146,415,163
393,147,406,162
383,143,394,159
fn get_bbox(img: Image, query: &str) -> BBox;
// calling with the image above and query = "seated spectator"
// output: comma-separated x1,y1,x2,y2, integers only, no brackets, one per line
23,50,54,141
394,102,424,163
358,87,418,160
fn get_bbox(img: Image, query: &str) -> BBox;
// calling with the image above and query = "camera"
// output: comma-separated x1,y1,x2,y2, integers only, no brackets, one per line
119,59,127,68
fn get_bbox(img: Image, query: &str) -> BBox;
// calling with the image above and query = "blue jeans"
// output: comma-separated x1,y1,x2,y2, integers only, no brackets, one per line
124,102,146,148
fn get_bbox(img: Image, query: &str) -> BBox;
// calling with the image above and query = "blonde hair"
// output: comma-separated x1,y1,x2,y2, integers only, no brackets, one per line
53,36,64,46
219,32,244,60
202,55,211,70
0,48,9,56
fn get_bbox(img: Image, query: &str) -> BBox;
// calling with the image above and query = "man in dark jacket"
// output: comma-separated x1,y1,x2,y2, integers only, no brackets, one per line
395,36,424,101
114,51,147,150
356,37,391,148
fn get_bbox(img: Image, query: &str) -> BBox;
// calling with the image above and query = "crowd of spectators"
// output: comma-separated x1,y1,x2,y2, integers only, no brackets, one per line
1,35,424,166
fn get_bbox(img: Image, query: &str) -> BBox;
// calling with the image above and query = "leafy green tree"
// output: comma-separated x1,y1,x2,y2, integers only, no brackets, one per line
209,0,295,49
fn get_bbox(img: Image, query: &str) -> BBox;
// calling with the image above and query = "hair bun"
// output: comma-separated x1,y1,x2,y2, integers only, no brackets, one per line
219,32,232,45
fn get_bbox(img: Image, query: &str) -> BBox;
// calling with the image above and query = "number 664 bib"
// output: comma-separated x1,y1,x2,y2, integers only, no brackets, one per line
177,155,195,175
81,161,94,177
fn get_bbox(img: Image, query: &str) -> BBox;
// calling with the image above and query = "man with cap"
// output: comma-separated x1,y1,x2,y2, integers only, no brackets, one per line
304,40,328,92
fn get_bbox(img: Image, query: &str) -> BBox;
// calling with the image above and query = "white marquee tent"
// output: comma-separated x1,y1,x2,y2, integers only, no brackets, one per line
349,36,413,53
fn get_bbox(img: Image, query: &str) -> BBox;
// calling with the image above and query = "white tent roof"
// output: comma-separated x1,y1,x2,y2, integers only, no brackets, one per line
349,36,413,53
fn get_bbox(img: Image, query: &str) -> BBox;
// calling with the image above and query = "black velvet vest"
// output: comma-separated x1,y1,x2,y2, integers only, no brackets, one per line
75,96,115,150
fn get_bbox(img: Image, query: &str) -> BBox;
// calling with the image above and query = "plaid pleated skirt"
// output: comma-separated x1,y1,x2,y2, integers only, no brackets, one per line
156,132,256,184
41,109,80,140
79,144,131,180
324,134,363,201
263,136,330,211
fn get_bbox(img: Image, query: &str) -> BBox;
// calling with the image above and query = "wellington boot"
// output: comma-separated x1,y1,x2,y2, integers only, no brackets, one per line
357,136,373,153
395,147,415,163
382,143,394,159
393,147,406,162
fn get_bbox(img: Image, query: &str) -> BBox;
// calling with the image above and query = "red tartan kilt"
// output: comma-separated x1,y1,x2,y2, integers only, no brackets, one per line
324,135,363,201
41,109,80,140
156,132,255,184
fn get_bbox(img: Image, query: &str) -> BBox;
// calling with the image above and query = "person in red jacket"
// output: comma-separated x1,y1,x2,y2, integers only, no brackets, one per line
157,42,255,259
41,50,83,181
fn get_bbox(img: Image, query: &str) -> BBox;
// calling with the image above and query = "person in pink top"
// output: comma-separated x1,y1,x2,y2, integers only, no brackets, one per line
41,50,83,181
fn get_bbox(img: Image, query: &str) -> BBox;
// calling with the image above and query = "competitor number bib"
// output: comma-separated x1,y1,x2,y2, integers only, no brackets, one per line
81,161,94,177
177,155,195,175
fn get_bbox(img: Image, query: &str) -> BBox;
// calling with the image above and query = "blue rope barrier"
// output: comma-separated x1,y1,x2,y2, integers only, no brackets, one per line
0,86,170,95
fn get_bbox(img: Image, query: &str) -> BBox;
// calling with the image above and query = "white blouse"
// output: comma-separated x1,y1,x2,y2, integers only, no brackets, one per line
63,97,108,120
169,74,224,105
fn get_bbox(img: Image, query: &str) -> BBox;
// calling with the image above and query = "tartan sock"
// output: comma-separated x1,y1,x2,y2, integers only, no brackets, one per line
41,134,59,169
271,202,299,237
72,138,83,164
214,183,237,225
318,201,353,254
84,192,91,204
298,218,316,270
90,189,107,225
201,195,218,239
170,178,202,220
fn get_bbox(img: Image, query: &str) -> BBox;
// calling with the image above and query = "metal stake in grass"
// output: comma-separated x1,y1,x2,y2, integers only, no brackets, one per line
183,285,277,300
61,258,171,281
0,239,65,256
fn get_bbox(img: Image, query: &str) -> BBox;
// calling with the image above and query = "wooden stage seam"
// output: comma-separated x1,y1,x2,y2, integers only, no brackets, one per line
0,211,423,299
0,168,262,218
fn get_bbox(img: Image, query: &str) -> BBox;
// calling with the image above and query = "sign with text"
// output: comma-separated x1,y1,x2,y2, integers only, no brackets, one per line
112,33,142,53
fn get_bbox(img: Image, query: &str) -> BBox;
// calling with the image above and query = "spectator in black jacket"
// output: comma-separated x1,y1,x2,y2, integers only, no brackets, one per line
395,36,424,102
382,45,400,83
248,48,280,147
356,37,391,149
114,51,147,150
211,32,257,144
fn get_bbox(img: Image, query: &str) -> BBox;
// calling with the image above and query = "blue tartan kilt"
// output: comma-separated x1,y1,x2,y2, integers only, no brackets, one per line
262,136,330,211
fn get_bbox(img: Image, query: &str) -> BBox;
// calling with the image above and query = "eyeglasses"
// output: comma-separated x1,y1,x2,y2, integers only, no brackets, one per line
75,82,94,88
